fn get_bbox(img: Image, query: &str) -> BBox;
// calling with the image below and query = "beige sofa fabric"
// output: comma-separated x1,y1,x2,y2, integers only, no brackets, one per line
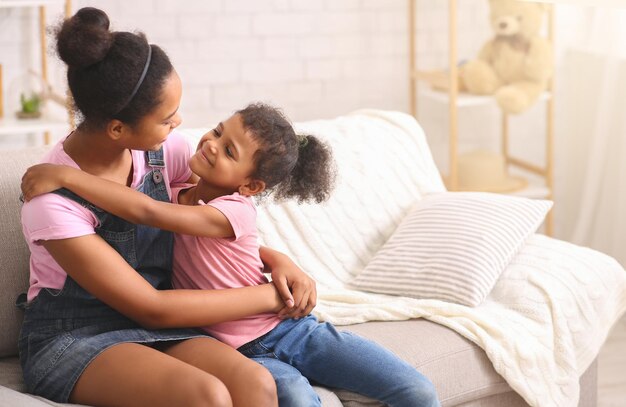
339,321,511,406
0,386,56,407
0,147,50,357
0,142,598,406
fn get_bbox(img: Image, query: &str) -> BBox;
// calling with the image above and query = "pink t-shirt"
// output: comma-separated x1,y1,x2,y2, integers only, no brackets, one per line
21,131,193,302
172,190,281,349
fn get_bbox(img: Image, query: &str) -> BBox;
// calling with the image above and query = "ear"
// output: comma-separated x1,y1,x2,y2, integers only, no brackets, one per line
105,119,127,141
239,179,266,197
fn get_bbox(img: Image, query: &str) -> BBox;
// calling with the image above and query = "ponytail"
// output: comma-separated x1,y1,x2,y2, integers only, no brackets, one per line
274,134,336,204
237,102,336,204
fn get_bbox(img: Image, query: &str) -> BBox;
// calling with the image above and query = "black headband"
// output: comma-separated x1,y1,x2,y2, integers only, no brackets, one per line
115,43,152,114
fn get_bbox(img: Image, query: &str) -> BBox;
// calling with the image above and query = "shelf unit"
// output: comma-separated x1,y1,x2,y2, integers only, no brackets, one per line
408,0,555,235
0,0,72,145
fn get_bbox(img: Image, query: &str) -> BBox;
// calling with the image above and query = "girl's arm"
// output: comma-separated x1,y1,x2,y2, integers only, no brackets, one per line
21,163,233,238
23,163,317,318
43,235,283,328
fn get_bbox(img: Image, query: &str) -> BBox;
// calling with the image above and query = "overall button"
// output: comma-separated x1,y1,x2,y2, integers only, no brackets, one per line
152,170,163,184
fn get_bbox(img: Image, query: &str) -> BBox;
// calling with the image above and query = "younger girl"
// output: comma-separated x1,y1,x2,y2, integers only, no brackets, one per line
22,103,440,407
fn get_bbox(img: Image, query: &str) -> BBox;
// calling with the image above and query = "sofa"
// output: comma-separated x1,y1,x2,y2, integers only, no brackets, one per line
2,110,625,406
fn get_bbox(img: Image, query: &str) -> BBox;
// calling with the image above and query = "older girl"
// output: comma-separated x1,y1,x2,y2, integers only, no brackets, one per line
17,7,315,406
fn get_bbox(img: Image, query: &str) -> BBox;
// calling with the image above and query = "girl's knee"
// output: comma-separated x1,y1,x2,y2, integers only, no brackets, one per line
244,363,278,405
277,375,320,407
383,369,439,407
405,378,440,407
175,373,232,407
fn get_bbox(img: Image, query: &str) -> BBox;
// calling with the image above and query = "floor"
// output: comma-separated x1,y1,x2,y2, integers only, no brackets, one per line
598,314,626,406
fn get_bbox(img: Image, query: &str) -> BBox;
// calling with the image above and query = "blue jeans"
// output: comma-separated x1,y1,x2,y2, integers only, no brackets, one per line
238,315,440,407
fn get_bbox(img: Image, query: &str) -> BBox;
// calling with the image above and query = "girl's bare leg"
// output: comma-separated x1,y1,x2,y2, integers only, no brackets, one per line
164,337,278,407
70,342,232,407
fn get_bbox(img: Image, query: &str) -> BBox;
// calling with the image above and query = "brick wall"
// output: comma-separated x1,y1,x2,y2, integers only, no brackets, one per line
0,0,490,144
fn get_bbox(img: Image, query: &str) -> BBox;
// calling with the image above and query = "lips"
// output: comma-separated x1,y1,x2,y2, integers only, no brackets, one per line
200,143,214,166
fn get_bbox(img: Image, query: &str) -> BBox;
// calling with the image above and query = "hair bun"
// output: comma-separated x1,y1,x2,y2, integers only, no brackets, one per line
56,7,113,68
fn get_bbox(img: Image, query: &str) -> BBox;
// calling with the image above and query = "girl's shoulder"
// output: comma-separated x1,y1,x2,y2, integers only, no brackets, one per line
22,137,97,239
206,193,257,240
208,193,254,208
22,192,98,243
42,136,81,167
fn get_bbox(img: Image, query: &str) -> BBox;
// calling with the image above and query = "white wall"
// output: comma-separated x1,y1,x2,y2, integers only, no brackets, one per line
0,0,490,143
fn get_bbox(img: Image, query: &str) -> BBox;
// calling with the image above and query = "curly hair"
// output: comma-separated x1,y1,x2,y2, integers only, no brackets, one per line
236,103,336,204
55,7,173,130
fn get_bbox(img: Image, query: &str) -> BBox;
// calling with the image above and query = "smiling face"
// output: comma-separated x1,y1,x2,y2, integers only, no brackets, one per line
123,70,183,151
189,113,263,197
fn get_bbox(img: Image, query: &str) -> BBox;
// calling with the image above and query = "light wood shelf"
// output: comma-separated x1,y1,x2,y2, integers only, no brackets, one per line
408,0,555,235
0,116,69,136
0,0,72,144
419,87,552,108
0,1,65,8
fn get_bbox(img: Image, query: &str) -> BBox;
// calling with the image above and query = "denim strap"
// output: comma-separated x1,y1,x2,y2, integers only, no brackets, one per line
146,147,165,168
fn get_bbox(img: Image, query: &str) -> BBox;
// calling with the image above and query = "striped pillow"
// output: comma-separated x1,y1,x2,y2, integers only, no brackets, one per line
351,192,553,306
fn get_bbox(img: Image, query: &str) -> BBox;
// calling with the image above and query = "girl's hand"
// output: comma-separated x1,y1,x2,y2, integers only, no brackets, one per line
270,258,317,320
21,163,74,202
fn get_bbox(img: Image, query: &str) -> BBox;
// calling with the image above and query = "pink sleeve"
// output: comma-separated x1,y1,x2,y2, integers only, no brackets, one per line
208,195,257,241
164,130,193,185
21,193,98,243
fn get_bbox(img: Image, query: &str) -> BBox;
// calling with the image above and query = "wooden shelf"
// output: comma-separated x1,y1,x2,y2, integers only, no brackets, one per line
442,174,551,200
419,87,552,108
408,0,556,235
507,184,551,199
0,1,64,8
0,0,72,144
0,116,69,136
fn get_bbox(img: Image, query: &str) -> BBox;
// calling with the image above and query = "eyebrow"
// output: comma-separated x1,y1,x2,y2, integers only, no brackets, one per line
220,122,240,160
163,107,179,121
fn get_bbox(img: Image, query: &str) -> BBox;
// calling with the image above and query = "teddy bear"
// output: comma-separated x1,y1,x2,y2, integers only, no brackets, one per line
459,0,553,114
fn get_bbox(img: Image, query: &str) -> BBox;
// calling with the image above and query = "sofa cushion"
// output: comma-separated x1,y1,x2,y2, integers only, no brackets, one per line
0,146,50,357
351,192,552,306
0,357,27,393
337,321,597,407
339,320,511,406
0,385,66,407
0,336,599,407
0,329,536,406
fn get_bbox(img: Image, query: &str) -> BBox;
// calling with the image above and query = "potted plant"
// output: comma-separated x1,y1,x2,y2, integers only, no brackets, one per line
17,92,42,119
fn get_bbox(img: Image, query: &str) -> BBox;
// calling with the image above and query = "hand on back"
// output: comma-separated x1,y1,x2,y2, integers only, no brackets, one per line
21,163,74,202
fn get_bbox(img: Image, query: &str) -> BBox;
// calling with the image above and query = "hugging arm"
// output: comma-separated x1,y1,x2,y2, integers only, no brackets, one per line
22,164,234,238
22,163,317,317
43,235,282,328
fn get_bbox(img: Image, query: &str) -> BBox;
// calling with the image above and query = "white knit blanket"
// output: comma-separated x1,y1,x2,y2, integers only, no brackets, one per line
181,110,626,407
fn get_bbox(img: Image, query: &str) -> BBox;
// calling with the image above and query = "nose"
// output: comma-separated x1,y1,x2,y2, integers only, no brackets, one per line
171,112,182,129
205,139,218,154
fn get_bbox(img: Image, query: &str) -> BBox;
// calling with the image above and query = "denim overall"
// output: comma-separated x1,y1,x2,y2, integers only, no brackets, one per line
16,148,206,403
